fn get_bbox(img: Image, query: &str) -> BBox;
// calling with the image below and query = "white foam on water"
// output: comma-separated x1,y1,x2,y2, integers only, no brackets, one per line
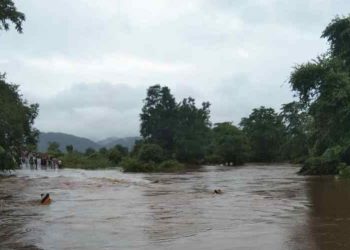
12,168,149,184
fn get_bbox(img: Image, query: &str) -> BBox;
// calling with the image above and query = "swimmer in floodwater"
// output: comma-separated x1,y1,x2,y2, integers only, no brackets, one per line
40,193,51,205
214,189,222,194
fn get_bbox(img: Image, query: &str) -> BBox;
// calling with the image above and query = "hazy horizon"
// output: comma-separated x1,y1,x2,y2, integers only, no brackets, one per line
39,131,140,142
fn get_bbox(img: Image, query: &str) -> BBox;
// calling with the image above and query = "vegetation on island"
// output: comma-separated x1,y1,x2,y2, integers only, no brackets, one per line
1,1,350,176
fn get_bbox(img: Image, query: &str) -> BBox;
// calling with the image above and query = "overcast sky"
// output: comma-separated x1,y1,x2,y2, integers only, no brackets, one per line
1,0,349,140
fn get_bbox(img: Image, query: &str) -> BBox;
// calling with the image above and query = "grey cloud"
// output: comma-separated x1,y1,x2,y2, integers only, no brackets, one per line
208,74,294,125
1,0,349,139
36,82,145,140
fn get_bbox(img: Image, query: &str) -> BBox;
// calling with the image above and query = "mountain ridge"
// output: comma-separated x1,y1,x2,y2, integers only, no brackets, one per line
38,132,140,152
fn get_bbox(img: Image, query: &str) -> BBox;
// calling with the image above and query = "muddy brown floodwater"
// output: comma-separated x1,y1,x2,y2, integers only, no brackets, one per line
1,164,350,250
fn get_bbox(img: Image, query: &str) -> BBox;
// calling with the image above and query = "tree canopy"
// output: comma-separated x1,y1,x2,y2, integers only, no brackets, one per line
290,14,350,174
240,106,285,162
209,122,249,165
0,0,25,33
174,98,211,163
140,85,212,164
140,85,177,151
0,74,38,170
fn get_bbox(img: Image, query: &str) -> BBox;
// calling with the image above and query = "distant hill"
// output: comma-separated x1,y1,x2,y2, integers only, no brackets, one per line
38,132,140,152
38,132,100,152
97,137,119,146
97,136,141,150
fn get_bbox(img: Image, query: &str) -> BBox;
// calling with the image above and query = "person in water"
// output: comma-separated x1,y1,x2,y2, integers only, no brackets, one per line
214,189,222,194
41,193,51,205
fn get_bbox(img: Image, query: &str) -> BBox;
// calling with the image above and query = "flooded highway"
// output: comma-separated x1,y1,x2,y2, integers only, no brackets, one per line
1,164,350,250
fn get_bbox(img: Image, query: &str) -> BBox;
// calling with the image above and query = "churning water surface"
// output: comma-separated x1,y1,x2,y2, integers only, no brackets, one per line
1,164,350,250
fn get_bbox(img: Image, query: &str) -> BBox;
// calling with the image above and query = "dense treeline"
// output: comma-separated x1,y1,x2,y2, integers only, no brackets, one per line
120,86,286,172
119,85,306,172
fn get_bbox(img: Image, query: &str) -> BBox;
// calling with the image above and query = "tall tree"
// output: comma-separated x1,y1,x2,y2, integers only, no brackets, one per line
0,0,25,33
0,74,39,170
66,144,74,153
174,98,211,163
280,102,310,162
0,1,34,171
322,15,350,67
108,145,128,164
210,122,249,165
140,85,177,151
289,15,350,174
140,85,212,163
240,106,286,162
47,141,62,157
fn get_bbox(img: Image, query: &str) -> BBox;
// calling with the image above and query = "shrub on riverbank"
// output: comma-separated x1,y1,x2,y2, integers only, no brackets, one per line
157,160,184,172
299,157,339,175
121,157,184,173
338,164,350,178
298,145,350,176
120,157,154,172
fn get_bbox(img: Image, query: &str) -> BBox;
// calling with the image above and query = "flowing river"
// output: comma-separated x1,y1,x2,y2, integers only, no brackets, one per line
1,164,350,250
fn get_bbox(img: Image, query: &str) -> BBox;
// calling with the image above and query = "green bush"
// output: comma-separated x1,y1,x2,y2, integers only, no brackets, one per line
299,155,340,175
0,145,17,170
322,146,343,163
121,157,156,172
338,163,350,178
298,145,345,175
138,143,164,163
108,148,123,164
157,160,184,172
204,154,223,164
121,157,184,173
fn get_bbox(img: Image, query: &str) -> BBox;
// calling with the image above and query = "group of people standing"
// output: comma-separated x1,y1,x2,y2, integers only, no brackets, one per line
21,151,62,169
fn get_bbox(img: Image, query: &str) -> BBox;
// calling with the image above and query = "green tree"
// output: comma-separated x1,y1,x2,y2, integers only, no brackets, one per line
138,143,164,163
85,147,96,156
108,147,123,164
99,147,108,155
240,106,286,162
47,141,61,157
140,85,177,151
210,122,249,165
322,15,350,67
139,85,212,164
107,145,128,164
113,144,128,156
0,0,25,33
174,98,211,163
280,102,310,162
66,144,74,154
288,15,350,174
0,74,39,170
